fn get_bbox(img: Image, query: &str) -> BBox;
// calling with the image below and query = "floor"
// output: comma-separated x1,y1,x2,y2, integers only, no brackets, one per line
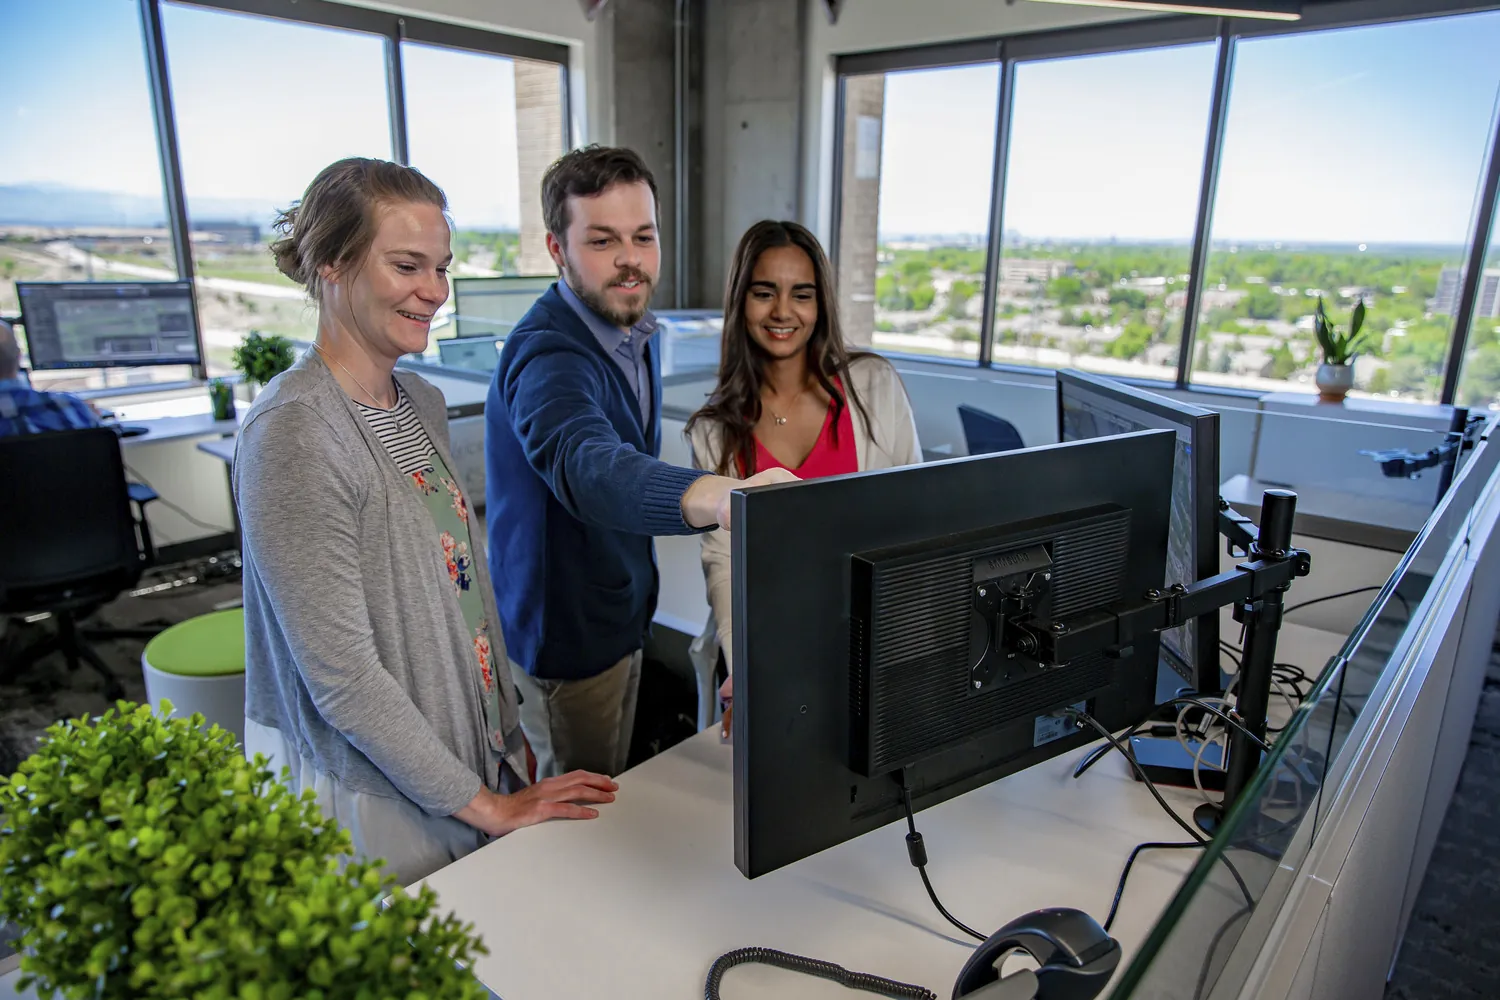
1384,645,1500,1000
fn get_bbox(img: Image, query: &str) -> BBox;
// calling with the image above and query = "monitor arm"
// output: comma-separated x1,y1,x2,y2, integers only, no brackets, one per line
1360,406,1485,503
992,490,1311,830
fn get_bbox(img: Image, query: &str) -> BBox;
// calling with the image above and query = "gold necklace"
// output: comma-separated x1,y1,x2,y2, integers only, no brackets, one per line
767,383,809,426
315,343,395,410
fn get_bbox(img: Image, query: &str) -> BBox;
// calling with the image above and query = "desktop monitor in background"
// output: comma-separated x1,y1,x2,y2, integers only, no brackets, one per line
17,282,202,371
1056,370,1222,696
451,275,555,340
731,430,1175,878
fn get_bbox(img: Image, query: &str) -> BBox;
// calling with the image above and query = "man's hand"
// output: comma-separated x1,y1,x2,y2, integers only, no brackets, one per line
454,770,618,837
681,468,800,530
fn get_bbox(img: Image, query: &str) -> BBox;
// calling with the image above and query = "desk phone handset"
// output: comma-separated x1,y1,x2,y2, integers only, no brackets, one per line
952,908,1121,1000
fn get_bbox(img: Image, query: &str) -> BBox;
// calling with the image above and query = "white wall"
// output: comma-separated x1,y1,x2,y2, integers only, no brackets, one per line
348,0,613,147
800,0,1154,239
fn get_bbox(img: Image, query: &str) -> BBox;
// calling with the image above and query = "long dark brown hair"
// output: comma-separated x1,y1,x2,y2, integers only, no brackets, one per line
687,221,874,476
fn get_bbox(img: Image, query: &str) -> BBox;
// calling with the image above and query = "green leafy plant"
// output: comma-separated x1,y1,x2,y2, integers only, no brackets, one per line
1313,296,1369,366
231,331,297,386
0,702,490,1000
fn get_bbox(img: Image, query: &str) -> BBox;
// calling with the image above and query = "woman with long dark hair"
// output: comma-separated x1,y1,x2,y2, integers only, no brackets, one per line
685,220,921,733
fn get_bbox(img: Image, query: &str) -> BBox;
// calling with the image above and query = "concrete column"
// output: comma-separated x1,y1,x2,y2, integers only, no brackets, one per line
515,59,565,276
835,74,884,348
609,0,679,306
699,0,804,309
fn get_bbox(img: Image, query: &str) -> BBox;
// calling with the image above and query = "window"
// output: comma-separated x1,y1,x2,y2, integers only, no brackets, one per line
1,0,188,391
162,2,393,375
1457,204,1500,409
1191,12,1500,401
836,64,999,362
402,41,565,344
993,44,1218,375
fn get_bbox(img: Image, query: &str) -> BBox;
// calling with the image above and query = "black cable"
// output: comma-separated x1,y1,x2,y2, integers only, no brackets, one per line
1193,906,1253,1000
1103,841,1202,932
705,948,936,1000
1065,710,1255,911
897,768,988,943
1282,585,1409,619
124,464,234,535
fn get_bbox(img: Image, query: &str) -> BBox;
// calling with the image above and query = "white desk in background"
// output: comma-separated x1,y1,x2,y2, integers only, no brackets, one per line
114,412,239,448
414,622,1345,1000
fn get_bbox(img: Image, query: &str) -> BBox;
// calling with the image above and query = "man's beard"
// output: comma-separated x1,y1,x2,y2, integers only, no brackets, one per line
565,260,655,328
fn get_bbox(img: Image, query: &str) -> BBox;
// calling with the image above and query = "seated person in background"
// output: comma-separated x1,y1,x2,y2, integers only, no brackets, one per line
235,157,616,887
0,319,100,436
686,221,922,736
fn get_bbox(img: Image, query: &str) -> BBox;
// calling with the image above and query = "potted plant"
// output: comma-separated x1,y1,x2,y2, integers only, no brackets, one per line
0,703,492,999
207,377,235,421
231,331,297,400
1313,296,1368,402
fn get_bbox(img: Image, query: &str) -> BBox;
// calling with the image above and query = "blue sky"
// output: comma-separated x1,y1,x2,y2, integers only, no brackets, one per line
4,1,1500,242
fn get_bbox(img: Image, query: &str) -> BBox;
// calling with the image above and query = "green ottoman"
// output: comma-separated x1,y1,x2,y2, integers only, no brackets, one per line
140,608,246,742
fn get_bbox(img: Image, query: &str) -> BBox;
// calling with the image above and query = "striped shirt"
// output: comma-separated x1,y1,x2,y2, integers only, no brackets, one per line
354,386,437,475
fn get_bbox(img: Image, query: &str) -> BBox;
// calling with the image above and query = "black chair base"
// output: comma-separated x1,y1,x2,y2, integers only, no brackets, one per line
0,612,149,702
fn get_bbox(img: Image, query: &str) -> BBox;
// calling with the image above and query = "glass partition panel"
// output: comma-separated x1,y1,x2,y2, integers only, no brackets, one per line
1111,414,1496,999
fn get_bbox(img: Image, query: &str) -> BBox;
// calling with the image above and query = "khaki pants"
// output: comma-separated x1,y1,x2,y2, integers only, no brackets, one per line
511,650,642,779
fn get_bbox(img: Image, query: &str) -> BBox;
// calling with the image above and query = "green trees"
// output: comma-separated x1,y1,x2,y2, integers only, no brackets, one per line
947,279,979,318
1110,322,1154,360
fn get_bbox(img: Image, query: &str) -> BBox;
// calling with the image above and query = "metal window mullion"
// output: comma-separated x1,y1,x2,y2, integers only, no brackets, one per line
386,24,409,165
1177,22,1237,389
828,75,850,284
1441,93,1500,405
977,54,1015,370
138,0,204,380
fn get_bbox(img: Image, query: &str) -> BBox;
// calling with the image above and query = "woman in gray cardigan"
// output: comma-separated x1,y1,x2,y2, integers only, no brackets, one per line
234,158,616,886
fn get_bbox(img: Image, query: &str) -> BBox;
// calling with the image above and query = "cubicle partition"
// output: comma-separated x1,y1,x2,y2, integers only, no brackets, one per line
1110,415,1500,1000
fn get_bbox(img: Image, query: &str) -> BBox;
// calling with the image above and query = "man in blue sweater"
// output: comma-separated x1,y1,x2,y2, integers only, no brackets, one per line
485,146,793,779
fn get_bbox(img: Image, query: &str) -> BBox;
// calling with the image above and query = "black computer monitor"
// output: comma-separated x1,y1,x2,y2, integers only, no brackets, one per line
16,281,203,371
1056,370,1221,695
731,430,1176,878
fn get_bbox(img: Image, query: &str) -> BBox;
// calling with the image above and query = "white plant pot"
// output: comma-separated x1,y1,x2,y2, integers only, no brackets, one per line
1315,363,1354,402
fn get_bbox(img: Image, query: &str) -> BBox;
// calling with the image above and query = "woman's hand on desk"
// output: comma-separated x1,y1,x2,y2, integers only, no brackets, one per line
681,468,801,530
454,771,619,837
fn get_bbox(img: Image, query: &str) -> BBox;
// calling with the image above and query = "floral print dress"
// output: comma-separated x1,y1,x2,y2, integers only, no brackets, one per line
355,390,506,753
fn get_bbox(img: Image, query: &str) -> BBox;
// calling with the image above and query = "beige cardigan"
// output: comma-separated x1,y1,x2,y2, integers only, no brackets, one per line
686,355,923,675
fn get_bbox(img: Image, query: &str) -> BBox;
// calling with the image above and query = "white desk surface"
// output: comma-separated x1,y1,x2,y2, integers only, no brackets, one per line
416,621,1345,1000
196,436,237,464
117,413,239,448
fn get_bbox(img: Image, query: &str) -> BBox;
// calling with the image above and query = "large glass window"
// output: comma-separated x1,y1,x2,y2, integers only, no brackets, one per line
836,64,999,361
1192,12,1500,400
162,2,392,375
992,44,1217,375
403,42,564,345
2,0,188,391
1457,205,1500,409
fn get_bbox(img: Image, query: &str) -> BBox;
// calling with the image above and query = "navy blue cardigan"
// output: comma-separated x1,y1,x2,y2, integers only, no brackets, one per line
485,285,707,681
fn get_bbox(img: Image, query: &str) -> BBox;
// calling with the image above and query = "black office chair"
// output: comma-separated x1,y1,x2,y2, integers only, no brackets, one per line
958,403,1026,456
0,428,162,699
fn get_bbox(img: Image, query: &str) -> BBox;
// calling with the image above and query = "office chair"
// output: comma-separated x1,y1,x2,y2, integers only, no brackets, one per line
958,403,1026,456
0,428,163,699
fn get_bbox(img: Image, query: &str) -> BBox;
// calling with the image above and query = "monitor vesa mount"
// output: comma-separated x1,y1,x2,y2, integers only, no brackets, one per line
974,490,1310,831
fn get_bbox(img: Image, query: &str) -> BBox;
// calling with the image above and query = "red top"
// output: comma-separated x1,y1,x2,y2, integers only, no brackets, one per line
746,380,858,479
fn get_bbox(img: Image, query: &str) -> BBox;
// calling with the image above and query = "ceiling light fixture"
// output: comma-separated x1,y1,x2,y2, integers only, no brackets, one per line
1024,0,1301,21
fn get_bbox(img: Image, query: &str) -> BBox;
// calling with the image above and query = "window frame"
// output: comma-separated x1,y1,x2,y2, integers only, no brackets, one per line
830,0,1500,402
127,0,572,379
